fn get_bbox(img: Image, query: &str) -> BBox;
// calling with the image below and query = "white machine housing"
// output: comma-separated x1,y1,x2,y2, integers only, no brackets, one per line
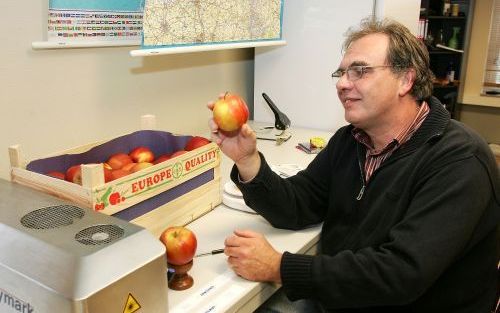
0,179,168,313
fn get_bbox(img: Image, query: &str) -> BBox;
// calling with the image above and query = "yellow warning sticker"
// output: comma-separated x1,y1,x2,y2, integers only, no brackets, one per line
123,293,141,313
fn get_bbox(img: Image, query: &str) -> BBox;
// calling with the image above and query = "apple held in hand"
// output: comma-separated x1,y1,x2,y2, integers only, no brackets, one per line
159,226,197,265
213,92,249,132
184,136,211,151
129,146,155,163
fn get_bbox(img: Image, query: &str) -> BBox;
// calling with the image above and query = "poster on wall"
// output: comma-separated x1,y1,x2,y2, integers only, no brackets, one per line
131,0,284,56
33,0,143,48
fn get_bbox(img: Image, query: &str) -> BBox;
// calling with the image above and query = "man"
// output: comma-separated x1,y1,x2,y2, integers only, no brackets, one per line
208,18,499,312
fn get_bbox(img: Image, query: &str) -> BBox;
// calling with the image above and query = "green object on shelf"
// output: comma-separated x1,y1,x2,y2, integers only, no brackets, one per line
448,27,460,49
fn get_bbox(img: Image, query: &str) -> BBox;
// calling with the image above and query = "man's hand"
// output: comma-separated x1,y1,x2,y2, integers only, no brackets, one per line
224,229,282,283
207,98,260,181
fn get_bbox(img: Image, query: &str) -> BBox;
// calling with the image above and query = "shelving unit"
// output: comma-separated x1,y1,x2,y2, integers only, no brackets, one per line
420,0,473,118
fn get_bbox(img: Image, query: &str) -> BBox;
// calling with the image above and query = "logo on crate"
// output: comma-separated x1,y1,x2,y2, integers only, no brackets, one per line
94,147,219,211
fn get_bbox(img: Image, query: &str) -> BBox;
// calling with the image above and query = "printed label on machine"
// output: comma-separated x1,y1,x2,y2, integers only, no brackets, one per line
122,293,141,313
0,287,35,313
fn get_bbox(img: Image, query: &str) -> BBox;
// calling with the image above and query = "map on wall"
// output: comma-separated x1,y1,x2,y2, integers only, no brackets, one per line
141,0,283,48
47,0,143,45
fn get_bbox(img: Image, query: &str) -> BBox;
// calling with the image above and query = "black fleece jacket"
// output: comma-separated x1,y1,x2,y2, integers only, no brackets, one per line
231,97,500,312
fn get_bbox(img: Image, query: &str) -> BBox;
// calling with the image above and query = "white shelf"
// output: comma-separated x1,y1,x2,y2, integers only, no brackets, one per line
129,40,286,57
32,40,139,50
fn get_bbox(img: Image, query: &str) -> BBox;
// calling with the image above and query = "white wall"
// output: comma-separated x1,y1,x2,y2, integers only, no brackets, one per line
374,0,421,35
254,0,421,132
0,1,254,180
254,0,375,132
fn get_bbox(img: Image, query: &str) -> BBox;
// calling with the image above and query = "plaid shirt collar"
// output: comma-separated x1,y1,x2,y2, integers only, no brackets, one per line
352,101,430,155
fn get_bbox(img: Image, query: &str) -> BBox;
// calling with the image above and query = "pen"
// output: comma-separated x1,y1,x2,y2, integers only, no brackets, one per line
195,248,225,257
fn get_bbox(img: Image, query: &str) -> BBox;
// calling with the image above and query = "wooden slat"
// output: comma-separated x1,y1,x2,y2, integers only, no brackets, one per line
8,145,22,169
131,178,221,237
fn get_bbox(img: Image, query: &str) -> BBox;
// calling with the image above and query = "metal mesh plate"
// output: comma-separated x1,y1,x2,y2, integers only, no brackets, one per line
75,224,124,245
20,205,85,229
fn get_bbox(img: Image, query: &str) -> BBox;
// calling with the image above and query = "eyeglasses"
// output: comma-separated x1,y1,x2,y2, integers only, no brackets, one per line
331,65,392,81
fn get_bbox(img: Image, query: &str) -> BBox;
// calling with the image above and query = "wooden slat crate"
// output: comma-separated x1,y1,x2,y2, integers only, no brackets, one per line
8,119,221,237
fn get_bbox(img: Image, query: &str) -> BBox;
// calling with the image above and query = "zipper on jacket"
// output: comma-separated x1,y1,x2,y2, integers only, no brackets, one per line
356,184,365,200
356,144,366,201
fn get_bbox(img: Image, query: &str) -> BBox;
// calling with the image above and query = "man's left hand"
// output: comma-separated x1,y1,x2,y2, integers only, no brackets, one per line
224,229,282,283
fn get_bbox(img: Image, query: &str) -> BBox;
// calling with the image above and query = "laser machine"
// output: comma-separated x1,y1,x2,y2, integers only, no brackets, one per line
0,179,169,313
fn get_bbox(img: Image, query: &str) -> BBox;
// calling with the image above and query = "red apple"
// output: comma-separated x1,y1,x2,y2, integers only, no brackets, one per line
213,92,249,132
110,169,130,181
102,165,113,183
159,226,197,265
46,171,65,180
107,153,133,170
129,146,155,163
131,162,153,173
121,162,136,172
171,150,188,158
153,154,172,164
65,165,82,184
184,136,211,151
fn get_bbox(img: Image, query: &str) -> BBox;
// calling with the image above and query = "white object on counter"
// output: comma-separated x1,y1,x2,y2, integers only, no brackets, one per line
222,164,304,214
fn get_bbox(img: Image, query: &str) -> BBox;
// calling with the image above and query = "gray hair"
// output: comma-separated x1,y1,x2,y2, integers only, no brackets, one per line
343,17,434,101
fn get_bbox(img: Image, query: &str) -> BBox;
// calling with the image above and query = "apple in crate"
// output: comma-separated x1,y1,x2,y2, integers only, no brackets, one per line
107,153,133,170
65,165,82,185
103,165,113,183
110,169,130,181
171,150,188,158
46,171,65,180
184,136,211,151
131,162,153,173
153,154,172,164
121,162,136,172
129,146,155,163
160,226,197,265
213,92,249,132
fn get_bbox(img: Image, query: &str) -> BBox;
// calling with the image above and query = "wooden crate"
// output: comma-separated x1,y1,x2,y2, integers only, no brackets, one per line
9,127,221,237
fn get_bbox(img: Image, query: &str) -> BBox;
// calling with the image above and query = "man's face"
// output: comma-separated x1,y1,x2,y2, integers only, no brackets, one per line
335,33,403,131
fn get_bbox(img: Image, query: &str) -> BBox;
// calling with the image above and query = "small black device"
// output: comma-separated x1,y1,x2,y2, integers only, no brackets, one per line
262,93,291,131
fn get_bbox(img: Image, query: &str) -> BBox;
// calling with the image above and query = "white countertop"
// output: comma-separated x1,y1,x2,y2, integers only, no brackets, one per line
168,121,333,313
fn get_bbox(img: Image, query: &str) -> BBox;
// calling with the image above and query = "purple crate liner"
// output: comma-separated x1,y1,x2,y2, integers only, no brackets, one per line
26,130,193,174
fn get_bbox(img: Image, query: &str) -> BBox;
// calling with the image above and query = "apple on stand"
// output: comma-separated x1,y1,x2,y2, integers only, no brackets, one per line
213,92,249,133
160,226,197,265
159,226,198,290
